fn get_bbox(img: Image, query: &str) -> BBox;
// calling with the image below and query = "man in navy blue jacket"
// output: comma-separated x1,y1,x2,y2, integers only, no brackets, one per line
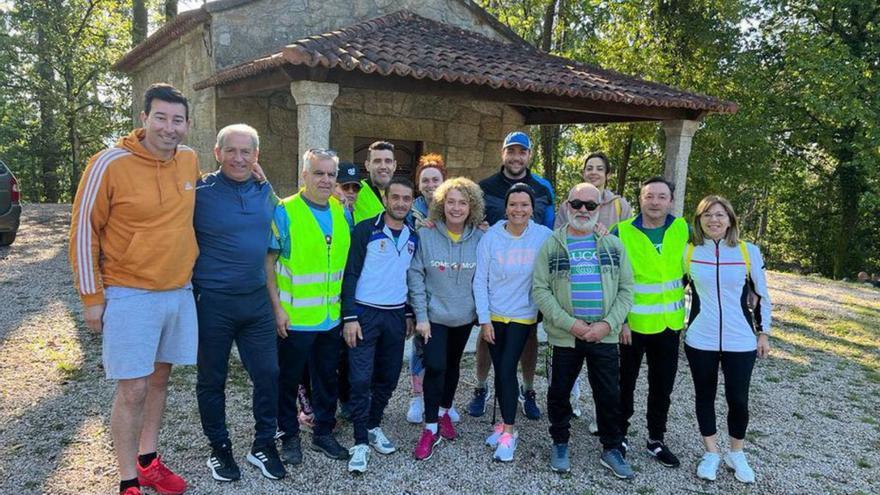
341,176,417,474
193,124,285,482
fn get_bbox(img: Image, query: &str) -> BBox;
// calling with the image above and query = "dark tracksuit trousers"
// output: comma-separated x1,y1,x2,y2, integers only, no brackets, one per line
195,286,279,448
348,305,406,445
685,345,757,439
487,321,533,425
548,340,624,450
277,326,341,438
422,322,473,423
619,328,681,441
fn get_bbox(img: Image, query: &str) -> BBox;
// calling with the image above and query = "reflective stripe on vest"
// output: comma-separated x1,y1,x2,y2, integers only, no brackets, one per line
276,193,351,327
353,179,385,225
617,217,689,334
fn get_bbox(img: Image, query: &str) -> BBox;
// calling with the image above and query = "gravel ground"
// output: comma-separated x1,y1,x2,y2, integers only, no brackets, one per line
1,204,879,495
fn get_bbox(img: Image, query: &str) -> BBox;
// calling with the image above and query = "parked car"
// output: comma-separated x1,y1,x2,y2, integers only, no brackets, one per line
0,159,22,246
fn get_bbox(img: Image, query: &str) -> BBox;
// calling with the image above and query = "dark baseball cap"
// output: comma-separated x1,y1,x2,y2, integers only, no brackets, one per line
337,162,361,184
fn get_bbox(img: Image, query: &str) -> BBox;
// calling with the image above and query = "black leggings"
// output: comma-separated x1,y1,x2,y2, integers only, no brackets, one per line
422,322,474,423
685,344,757,440
488,321,533,425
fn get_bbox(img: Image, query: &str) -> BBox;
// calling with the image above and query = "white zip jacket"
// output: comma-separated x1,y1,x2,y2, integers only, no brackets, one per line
684,240,772,352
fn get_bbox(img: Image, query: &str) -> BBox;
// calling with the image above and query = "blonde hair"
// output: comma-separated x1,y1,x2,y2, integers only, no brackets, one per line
428,177,485,228
691,195,740,247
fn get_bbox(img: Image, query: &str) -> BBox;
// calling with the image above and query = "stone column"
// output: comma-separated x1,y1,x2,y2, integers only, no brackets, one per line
289,81,339,186
662,119,700,217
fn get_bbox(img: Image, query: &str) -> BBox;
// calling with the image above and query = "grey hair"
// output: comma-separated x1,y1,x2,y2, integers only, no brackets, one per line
216,124,259,150
567,182,601,200
302,148,340,172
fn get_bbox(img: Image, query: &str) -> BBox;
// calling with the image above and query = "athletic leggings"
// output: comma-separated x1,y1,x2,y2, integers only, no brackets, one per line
422,322,474,423
487,321,533,425
685,344,757,439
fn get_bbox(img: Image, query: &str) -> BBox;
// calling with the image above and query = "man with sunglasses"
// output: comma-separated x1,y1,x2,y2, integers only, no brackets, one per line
533,183,634,478
266,148,352,467
334,162,361,227
612,176,689,469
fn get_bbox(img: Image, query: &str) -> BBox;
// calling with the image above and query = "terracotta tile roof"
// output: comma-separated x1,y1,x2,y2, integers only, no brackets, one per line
113,7,210,72
193,10,737,114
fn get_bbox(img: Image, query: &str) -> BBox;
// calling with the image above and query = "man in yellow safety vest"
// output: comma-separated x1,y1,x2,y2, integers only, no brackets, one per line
266,148,352,467
352,140,396,225
613,176,688,469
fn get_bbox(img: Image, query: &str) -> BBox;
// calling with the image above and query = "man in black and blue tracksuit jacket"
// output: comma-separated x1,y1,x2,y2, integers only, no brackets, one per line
192,125,285,481
341,176,417,473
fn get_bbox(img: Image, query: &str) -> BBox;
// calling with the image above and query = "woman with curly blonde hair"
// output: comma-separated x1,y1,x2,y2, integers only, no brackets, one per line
407,177,485,460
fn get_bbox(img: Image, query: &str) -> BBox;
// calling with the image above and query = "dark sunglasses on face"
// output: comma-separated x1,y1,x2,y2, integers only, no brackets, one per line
568,199,599,211
340,183,361,192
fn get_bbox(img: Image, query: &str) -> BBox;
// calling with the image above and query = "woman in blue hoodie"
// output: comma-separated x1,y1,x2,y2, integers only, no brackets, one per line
474,183,552,462
408,177,484,461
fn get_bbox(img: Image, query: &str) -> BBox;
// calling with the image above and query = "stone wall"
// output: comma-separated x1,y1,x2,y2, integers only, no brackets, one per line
130,28,217,170
214,86,525,198
211,0,515,69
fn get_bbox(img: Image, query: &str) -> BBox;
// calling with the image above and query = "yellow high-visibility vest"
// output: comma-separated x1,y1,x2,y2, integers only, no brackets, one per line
276,193,350,327
617,217,689,334
353,179,385,225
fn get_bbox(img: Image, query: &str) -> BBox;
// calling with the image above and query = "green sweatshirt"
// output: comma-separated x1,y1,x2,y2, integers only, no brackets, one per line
532,225,634,347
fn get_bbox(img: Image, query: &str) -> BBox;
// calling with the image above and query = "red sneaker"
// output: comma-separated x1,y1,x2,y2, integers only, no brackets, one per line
439,412,457,440
121,488,141,495
137,456,187,495
412,429,441,460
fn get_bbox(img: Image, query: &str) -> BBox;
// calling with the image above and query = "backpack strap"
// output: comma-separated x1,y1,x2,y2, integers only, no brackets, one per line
739,241,751,277
614,197,622,218
685,243,695,276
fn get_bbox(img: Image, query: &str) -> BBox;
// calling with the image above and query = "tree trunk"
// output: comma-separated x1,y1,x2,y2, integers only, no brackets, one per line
834,162,861,279
617,127,634,196
36,24,60,202
132,0,147,45
538,0,560,192
164,0,178,22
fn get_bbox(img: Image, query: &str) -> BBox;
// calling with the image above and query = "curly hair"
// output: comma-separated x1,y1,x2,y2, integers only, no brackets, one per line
414,153,447,194
428,177,485,228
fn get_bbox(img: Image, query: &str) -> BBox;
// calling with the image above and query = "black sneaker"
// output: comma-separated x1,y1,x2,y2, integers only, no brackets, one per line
647,440,681,468
207,442,240,482
247,443,286,480
311,433,349,460
280,435,302,466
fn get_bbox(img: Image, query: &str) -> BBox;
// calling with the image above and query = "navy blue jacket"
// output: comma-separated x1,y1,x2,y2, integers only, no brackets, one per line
193,170,276,293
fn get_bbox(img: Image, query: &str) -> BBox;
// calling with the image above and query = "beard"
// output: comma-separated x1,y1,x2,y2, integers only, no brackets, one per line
569,213,598,234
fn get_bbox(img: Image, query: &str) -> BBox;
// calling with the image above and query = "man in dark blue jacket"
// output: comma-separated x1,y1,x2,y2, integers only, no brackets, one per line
193,124,285,482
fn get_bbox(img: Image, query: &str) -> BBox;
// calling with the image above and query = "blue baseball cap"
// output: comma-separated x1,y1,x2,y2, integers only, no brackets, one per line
503,131,531,150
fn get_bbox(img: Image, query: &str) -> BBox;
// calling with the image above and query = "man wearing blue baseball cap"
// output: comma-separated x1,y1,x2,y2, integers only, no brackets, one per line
468,131,556,423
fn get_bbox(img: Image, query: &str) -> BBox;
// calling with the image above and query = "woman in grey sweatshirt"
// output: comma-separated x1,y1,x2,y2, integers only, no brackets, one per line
407,177,484,460
473,183,552,462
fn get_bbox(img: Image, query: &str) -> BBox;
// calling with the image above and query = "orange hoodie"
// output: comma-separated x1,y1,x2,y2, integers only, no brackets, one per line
69,129,200,306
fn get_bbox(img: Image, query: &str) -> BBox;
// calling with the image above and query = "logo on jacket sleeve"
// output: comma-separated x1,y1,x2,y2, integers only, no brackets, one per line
184,181,194,191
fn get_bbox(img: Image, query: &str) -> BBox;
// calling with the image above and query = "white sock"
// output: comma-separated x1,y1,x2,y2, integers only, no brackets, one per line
426,423,438,434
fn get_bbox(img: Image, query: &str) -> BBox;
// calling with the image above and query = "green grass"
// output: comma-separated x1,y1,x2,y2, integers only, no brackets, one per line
857,458,872,469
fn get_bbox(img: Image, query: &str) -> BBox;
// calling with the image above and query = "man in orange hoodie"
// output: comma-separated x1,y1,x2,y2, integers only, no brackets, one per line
69,83,198,495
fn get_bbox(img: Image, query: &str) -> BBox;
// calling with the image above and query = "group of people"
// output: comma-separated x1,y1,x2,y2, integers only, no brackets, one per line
69,83,773,495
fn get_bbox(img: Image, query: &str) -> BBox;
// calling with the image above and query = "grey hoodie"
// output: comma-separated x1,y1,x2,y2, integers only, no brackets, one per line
407,221,484,327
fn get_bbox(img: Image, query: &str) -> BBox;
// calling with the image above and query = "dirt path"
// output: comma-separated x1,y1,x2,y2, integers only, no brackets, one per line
1,205,878,494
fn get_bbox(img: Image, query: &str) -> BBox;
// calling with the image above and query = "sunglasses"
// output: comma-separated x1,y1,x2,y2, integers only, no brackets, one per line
568,199,599,211
340,183,361,192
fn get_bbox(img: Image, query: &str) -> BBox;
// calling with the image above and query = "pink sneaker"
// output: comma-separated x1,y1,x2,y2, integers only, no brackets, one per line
439,413,457,440
413,429,441,460
485,422,504,447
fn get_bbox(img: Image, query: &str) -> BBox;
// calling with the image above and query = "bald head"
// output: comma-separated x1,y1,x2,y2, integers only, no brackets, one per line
568,182,601,202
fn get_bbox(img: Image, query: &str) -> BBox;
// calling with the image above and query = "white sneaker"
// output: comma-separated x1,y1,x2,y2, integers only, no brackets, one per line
348,444,369,473
588,419,599,435
493,431,518,462
724,451,756,483
367,427,397,454
485,422,504,448
406,396,424,424
697,452,720,481
447,406,461,423
570,378,582,418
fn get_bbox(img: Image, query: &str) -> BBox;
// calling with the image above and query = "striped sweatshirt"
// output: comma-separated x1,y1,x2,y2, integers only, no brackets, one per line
69,129,200,305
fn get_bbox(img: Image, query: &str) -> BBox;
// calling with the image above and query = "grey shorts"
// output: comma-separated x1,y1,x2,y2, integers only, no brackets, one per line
102,286,198,380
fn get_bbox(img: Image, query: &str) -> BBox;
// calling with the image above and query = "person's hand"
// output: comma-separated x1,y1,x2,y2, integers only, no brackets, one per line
481,323,495,344
593,221,609,237
84,304,105,333
478,220,489,232
344,321,363,348
757,333,770,358
416,321,431,342
585,320,612,342
619,323,632,345
251,161,267,182
274,307,290,338
406,317,415,338
570,319,591,340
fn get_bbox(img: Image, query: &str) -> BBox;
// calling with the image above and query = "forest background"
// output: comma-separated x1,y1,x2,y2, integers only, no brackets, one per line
0,0,877,279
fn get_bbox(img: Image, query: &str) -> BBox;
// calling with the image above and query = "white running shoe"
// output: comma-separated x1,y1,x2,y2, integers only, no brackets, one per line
724,451,756,483
368,427,397,454
493,431,518,462
697,452,721,481
485,422,504,448
406,396,424,424
348,444,369,473
447,406,461,423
